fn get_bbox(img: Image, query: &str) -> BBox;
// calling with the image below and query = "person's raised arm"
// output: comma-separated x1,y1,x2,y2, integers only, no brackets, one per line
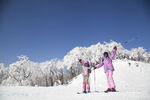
110,46,117,60
79,59,84,67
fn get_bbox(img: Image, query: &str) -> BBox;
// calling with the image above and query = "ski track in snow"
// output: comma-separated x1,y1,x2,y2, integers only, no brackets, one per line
0,60,150,100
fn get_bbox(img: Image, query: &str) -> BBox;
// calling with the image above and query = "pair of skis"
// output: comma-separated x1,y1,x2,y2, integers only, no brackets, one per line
77,90,118,94
77,90,119,94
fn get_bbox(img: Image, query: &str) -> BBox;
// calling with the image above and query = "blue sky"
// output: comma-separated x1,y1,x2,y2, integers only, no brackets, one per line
0,0,150,66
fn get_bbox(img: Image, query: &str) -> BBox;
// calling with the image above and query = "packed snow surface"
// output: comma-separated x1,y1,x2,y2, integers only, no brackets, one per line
0,60,150,100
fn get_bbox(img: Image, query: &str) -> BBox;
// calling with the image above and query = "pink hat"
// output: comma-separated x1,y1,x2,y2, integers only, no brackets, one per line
84,61,89,64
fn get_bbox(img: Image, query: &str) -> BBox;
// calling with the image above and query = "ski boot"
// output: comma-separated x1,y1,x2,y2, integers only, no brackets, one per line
104,88,111,93
83,90,87,93
111,88,116,92
87,90,91,93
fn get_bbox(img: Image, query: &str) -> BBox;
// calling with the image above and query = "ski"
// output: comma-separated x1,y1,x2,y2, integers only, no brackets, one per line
77,91,99,94
77,90,119,94
77,92,85,94
104,90,119,93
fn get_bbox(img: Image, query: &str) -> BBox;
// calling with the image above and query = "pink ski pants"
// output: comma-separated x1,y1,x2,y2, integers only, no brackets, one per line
106,70,116,89
83,76,90,91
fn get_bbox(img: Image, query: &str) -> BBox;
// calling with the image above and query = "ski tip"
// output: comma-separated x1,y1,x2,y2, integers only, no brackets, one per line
77,91,100,94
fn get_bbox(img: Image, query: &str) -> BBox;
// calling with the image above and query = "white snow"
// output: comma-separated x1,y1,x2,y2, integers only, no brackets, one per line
0,60,150,100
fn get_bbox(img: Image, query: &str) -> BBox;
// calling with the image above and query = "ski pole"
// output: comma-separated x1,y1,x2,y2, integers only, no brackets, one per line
94,69,96,92
121,37,138,45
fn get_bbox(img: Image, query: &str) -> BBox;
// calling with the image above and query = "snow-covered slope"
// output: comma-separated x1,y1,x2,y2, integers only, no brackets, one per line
0,60,150,100
70,60,150,92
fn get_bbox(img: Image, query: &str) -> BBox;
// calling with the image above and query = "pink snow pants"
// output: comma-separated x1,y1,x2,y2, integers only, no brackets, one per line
106,70,116,89
83,76,90,91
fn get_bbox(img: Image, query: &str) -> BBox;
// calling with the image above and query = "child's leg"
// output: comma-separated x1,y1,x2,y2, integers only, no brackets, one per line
83,77,86,91
109,71,116,89
87,77,90,91
106,71,111,89
83,81,86,91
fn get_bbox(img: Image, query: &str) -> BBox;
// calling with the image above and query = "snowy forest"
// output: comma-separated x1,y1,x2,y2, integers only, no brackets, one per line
0,41,150,86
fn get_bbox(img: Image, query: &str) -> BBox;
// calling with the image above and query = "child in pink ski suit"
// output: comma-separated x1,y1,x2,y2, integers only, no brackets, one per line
94,46,117,92
79,60,91,93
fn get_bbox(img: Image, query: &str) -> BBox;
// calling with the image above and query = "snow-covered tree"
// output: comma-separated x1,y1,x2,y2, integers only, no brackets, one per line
1,40,150,86
0,63,8,84
2,55,33,86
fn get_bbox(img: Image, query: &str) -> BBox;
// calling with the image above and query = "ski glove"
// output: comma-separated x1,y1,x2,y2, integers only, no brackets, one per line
93,66,97,69
79,59,82,63
88,69,91,73
114,46,117,50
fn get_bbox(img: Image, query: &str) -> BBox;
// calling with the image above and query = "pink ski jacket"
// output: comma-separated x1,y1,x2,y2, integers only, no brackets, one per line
96,49,117,73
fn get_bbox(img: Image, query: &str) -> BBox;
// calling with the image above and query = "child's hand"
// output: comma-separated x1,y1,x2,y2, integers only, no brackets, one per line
88,69,91,73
